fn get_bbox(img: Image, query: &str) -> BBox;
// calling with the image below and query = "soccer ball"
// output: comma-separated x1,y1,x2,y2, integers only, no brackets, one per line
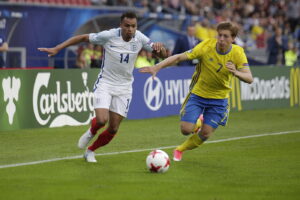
146,150,170,173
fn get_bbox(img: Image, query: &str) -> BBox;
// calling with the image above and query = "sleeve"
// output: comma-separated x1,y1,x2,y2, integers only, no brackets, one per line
138,31,153,52
235,47,249,70
89,30,111,45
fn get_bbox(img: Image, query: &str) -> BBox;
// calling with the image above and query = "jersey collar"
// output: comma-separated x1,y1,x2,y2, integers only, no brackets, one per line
216,44,232,55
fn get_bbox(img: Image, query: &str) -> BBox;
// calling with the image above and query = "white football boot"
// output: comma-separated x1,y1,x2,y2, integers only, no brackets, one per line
84,149,97,163
78,129,95,149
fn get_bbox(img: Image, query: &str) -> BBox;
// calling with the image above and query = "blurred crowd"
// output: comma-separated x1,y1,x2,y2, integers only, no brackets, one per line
74,0,300,68
75,43,103,69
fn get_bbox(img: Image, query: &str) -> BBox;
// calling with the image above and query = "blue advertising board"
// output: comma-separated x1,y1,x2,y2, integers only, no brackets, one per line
128,67,194,119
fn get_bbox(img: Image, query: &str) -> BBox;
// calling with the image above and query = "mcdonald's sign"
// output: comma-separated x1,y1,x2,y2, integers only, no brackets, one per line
290,67,300,107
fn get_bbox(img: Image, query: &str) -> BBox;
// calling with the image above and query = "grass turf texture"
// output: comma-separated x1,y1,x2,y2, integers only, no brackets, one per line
0,107,299,200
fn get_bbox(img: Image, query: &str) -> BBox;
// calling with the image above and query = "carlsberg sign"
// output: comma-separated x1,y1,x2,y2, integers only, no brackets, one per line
33,73,94,127
0,69,98,131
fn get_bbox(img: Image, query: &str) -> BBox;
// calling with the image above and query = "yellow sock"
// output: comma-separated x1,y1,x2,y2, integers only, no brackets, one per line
176,133,204,152
194,117,202,133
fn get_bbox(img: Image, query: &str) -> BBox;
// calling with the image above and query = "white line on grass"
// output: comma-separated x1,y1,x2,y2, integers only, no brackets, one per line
0,129,299,169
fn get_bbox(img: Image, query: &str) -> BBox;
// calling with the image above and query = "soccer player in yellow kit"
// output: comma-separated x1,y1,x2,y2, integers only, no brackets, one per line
139,21,253,161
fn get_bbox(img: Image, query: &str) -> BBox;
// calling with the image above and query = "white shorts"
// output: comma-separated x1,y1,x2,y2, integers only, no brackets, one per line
93,83,132,117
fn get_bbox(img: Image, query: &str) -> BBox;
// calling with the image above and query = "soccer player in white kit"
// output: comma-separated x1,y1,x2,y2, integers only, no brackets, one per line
38,12,167,163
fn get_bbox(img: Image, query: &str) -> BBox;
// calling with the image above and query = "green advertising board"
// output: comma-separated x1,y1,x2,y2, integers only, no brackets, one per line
0,69,98,131
0,66,299,131
229,66,299,111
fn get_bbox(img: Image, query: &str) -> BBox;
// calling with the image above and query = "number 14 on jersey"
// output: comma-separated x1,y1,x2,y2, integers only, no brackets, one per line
120,53,129,63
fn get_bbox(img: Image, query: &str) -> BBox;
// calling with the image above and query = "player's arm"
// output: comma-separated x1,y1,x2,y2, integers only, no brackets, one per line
139,53,188,77
151,42,167,58
226,62,253,84
38,34,89,57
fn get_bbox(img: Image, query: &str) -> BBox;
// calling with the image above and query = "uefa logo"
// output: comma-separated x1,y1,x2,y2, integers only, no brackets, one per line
143,76,164,111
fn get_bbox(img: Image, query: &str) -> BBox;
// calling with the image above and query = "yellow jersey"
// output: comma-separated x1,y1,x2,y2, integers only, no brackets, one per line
185,38,249,99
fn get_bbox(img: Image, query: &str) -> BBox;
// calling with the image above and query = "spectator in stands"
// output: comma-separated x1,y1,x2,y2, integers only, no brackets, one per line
173,24,199,66
146,50,155,65
285,42,298,67
148,0,179,14
133,0,149,9
135,49,152,68
286,0,300,32
195,19,210,41
267,27,288,65
169,0,185,14
75,45,86,69
81,43,94,68
106,0,129,6
91,45,102,68
184,0,199,15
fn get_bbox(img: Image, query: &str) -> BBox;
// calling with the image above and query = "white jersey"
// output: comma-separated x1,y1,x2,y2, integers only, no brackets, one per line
89,28,153,94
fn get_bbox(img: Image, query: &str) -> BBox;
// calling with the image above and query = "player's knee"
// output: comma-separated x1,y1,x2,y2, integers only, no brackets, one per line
180,125,193,135
95,118,107,127
181,130,191,135
107,127,118,135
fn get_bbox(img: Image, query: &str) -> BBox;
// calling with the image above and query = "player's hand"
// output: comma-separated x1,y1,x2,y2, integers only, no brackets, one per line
139,66,159,79
37,47,59,57
152,42,164,53
225,61,237,75
1,42,8,51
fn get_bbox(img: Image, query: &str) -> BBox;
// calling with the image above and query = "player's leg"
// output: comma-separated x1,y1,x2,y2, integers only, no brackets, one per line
173,94,204,161
179,94,204,135
174,99,229,161
78,108,109,149
78,89,111,149
84,94,130,163
88,111,123,152
174,124,216,162
84,111,122,163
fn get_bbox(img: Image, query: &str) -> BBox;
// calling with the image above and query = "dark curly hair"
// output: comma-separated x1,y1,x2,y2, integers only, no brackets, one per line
121,12,137,22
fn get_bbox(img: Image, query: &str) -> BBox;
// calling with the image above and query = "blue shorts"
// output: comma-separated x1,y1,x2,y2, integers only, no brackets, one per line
181,94,230,129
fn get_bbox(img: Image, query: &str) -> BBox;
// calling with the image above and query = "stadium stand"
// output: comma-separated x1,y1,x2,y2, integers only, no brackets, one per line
2,0,300,67
9,0,91,6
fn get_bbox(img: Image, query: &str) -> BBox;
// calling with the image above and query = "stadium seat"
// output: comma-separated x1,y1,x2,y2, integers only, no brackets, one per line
65,0,77,5
61,0,71,5
47,0,57,4
76,0,91,6
26,0,41,3
39,0,49,4
76,0,84,5
9,0,25,2
82,0,91,6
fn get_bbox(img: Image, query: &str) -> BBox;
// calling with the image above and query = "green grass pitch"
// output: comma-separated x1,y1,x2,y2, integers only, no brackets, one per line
0,107,299,200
